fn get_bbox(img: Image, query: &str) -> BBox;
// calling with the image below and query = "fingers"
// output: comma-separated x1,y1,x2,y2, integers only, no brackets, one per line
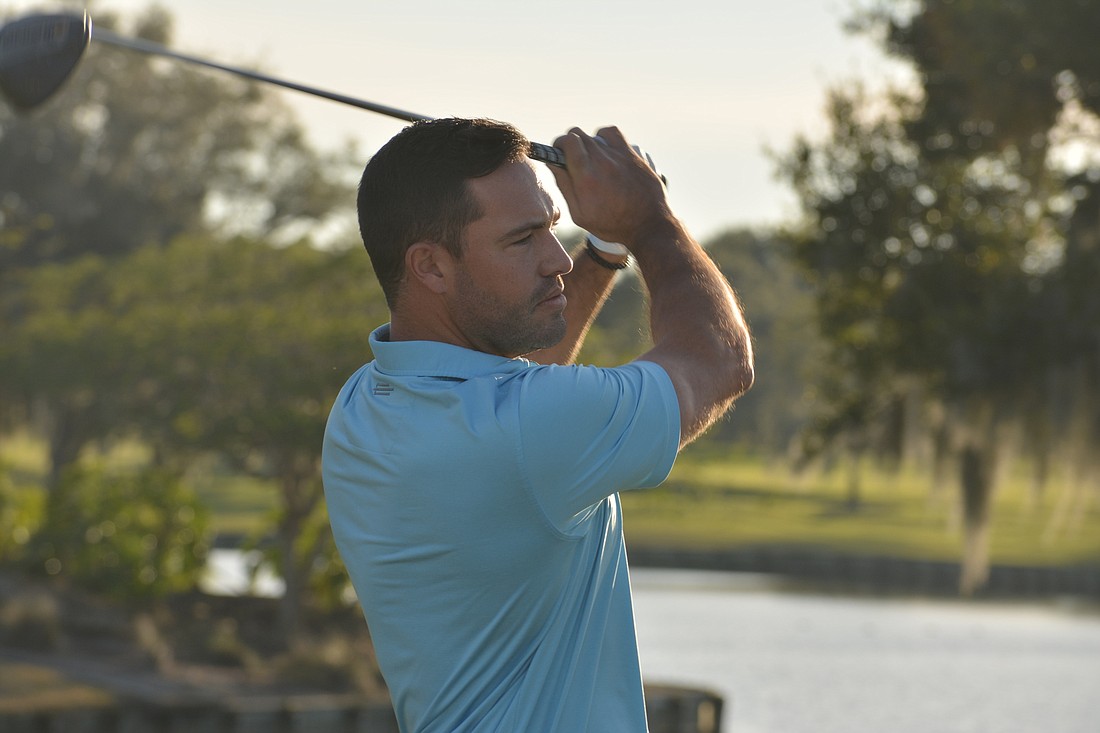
549,127,620,208
550,128,606,220
551,126,632,186
593,126,629,150
587,127,637,170
548,128,586,200
548,125,667,246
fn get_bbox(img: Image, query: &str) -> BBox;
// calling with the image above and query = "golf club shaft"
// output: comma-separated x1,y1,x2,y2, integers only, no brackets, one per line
91,26,566,168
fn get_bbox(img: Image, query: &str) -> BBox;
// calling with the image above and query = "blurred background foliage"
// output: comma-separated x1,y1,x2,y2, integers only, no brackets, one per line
1,0,1098,657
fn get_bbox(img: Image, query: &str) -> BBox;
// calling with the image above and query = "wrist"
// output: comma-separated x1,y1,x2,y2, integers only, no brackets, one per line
584,237,630,270
586,235,629,257
619,214,685,257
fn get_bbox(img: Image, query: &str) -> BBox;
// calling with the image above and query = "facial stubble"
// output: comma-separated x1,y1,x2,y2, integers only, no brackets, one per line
452,267,567,358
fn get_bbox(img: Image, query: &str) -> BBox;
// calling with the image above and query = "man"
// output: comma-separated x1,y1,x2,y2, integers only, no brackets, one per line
323,118,753,732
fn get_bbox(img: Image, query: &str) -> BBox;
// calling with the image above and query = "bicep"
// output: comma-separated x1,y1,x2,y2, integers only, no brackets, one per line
636,345,732,447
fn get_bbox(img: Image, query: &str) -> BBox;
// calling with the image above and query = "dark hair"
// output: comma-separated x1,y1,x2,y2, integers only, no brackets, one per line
357,118,531,307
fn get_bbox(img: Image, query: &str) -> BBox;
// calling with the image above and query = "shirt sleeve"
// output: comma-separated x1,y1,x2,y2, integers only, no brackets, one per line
509,360,680,532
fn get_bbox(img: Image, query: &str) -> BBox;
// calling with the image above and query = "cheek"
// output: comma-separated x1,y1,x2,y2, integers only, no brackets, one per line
456,258,524,310
487,250,541,289
460,246,544,302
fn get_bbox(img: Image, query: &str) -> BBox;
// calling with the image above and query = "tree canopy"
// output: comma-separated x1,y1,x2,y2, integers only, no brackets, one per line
781,0,1100,592
1,3,366,634
0,5,356,272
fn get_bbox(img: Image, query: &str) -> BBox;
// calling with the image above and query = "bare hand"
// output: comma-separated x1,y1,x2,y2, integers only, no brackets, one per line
548,126,670,248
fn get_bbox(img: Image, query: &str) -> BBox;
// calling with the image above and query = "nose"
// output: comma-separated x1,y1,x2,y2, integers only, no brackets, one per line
541,231,574,278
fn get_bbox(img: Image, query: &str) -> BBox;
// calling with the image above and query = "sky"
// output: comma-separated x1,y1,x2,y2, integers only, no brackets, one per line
4,0,914,241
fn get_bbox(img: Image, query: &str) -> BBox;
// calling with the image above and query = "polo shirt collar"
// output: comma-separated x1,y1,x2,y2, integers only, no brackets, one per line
369,324,531,380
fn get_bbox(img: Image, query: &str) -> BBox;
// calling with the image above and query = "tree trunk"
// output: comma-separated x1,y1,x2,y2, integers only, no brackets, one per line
275,463,324,642
277,471,306,641
47,403,90,492
278,522,304,641
845,446,862,511
958,445,996,596
1029,448,1049,510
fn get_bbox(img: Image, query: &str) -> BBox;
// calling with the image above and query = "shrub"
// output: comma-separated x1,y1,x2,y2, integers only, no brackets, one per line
30,464,210,600
0,462,45,564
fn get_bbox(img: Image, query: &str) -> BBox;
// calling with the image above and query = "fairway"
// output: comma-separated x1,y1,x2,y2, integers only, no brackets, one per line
621,448,1100,567
4,433,1097,568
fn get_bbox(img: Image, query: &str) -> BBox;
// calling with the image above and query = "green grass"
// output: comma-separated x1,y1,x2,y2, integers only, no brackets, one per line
0,432,278,538
186,469,279,537
3,432,1098,566
621,448,1100,567
0,432,47,488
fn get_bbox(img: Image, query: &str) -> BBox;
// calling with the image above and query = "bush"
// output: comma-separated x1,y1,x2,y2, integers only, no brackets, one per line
0,462,44,564
30,464,210,600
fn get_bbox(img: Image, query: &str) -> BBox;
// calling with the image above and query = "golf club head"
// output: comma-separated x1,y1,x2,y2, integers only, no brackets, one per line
0,12,89,111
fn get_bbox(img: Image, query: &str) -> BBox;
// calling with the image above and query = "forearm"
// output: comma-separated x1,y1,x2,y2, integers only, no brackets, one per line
633,218,754,443
526,241,624,365
636,219,747,356
545,124,753,442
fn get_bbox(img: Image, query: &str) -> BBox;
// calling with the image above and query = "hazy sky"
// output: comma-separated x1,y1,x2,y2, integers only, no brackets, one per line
4,0,913,240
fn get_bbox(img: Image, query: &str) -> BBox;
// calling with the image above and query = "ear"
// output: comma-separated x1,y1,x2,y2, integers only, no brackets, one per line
405,242,454,294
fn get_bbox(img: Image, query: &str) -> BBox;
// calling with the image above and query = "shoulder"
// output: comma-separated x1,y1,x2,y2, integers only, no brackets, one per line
512,359,674,394
505,360,678,441
513,361,681,519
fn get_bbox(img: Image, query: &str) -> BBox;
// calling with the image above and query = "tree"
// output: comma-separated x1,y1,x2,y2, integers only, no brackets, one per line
0,4,356,489
873,0,1100,507
3,233,389,635
860,0,1100,168
32,463,209,601
0,4,354,271
781,0,1100,592
124,235,388,636
1,3,364,635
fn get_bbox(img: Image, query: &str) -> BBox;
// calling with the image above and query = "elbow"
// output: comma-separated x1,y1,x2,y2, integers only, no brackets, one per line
695,328,755,406
723,357,753,404
733,357,755,398
724,331,755,401
673,345,754,449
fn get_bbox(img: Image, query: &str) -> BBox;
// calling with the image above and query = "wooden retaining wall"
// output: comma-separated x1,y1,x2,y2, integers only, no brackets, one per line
0,683,724,733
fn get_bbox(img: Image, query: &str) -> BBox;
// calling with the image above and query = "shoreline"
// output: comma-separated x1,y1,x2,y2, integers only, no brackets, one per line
628,543,1100,600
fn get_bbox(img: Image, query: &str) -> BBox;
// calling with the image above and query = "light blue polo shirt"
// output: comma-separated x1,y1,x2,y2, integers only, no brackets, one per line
322,324,679,733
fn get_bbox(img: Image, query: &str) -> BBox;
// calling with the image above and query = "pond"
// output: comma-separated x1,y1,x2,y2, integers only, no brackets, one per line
202,551,1100,732
632,568,1100,733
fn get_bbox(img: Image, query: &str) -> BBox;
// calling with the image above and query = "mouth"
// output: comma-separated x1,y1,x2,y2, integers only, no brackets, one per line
538,287,567,310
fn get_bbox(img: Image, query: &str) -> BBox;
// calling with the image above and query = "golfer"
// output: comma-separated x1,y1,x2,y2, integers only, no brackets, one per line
322,118,753,732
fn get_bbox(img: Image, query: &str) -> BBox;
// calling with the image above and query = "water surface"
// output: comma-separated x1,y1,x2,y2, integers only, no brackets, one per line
633,568,1100,733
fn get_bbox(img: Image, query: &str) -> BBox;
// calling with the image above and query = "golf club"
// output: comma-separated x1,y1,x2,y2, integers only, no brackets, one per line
1,10,665,257
0,11,568,168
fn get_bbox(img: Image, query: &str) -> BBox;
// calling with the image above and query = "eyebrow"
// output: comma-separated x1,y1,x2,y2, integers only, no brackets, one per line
497,207,561,243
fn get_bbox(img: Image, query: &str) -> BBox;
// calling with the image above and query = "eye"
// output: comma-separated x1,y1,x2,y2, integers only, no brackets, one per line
513,232,535,245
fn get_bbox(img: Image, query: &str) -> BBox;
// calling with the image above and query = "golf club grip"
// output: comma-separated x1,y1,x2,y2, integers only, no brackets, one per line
528,142,565,168
529,142,669,187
